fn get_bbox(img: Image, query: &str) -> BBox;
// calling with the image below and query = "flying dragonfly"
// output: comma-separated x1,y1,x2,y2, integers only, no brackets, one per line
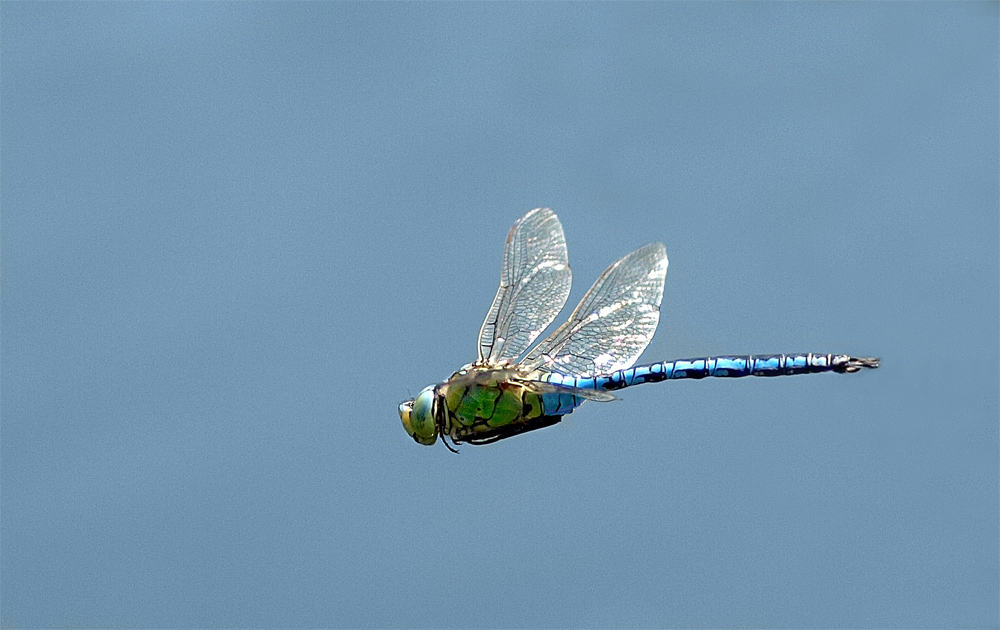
399,208,878,450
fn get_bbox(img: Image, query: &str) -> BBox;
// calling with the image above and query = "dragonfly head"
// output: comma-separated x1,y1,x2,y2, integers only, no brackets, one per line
398,385,438,445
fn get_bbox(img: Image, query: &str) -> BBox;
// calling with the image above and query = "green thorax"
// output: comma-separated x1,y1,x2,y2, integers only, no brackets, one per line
438,367,548,442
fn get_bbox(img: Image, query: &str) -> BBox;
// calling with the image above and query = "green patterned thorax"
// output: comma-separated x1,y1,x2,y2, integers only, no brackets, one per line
439,367,547,442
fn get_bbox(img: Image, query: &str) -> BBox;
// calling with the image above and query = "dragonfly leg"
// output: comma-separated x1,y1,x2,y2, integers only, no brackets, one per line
459,415,564,445
441,432,460,454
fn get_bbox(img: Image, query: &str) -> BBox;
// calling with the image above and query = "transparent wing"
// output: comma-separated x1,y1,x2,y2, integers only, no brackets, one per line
478,208,572,365
520,379,618,402
522,242,668,377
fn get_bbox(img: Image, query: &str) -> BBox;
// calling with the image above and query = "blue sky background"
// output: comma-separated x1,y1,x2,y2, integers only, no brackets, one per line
3,3,997,628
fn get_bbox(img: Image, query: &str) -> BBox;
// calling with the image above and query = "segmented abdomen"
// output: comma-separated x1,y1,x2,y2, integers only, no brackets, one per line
543,353,878,391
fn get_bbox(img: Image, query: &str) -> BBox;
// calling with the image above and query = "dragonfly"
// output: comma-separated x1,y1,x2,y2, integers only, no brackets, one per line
399,208,879,451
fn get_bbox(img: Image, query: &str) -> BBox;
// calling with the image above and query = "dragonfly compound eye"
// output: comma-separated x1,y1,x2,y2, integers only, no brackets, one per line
399,386,438,445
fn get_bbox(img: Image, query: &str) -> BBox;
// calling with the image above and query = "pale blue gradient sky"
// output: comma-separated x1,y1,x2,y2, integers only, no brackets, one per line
3,3,997,628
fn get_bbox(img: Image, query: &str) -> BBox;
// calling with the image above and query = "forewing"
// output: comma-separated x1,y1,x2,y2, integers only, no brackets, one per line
478,208,572,365
523,242,668,377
